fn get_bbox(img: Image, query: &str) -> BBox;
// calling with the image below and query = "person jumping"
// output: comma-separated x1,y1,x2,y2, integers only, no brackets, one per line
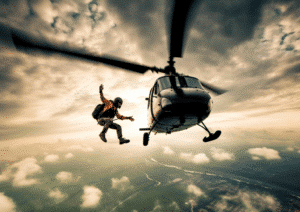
98,84,134,144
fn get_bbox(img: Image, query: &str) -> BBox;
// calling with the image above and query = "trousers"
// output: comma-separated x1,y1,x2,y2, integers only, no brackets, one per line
98,118,122,138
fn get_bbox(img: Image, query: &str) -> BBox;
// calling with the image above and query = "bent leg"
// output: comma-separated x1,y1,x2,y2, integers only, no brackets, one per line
98,118,113,134
109,122,122,139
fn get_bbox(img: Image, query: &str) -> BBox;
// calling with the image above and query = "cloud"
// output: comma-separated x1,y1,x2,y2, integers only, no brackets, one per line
286,147,294,151
248,147,281,160
0,157,42,187
193,153,210,164
111,176,133,191
252,156,261,160
214,190,281,212
56,171,80,184
65,153,74,159
81,185,102,209
211,148,234,161
162,146,174,155
48,188,67,201
180,152,210,164
44,154,59,162
172,178,182,183
0,192,17,212
187,184,205,197
29,0,57,24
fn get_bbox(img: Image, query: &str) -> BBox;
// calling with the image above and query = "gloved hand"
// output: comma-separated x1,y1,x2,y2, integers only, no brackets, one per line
99,84,104,92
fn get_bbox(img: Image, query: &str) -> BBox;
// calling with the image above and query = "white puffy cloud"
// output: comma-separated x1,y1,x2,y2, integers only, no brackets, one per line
214,191,281,212
44,154,59,163
248,147,281,160
56,171,80,184
65,153,74,159
0,157,42,187
0,192,17,212
111,176,133,191
48,188,67,200
180,153,210,164
162,146,174,155
211,148,234,161
187,184,205,197
81,186,102,209
193,153,210,164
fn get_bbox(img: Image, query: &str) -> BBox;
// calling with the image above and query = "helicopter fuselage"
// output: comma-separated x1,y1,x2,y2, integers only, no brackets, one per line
147,75,212,134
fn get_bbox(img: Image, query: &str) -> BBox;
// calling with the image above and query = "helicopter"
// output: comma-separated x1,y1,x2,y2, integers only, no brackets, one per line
5,0,227,146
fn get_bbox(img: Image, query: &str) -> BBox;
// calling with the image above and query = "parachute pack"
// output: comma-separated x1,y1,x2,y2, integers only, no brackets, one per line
92,100,114,120
92,104,105,120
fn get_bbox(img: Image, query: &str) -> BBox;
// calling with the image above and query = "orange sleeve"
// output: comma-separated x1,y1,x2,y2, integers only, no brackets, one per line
100,91,110,105
100,91,114,111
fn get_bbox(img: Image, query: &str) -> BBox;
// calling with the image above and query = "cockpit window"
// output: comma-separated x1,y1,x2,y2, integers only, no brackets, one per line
158,76,203,90
159,77,172,90
184,77,203,88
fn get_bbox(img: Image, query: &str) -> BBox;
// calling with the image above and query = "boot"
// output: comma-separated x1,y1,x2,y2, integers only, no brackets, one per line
119,137,130,145
99,132,107,142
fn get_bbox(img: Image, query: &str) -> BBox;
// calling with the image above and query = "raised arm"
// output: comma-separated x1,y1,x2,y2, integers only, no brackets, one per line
99,84,110,105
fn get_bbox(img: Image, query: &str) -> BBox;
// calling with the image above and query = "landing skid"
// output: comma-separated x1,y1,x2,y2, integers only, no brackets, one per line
140,121,221,146
143,132,149,146
197,122,221,142
140,128,151,146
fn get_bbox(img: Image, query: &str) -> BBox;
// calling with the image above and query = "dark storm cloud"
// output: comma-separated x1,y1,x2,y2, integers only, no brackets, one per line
182,0,299,57
104,0,166,59
0,55,23,94
88,0,106,28
283,58,300,77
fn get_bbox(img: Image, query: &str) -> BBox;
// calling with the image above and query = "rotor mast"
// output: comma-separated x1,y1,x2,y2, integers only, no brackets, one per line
165,56,177,75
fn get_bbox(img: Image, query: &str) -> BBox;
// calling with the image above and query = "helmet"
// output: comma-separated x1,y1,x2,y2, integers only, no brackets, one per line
114,97,123,108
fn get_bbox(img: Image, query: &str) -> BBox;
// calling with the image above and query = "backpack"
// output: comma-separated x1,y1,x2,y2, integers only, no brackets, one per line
92,100,114,120
92,104,105,120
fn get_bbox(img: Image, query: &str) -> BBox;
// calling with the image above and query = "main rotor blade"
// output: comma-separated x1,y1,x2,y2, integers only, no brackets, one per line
168,0,200,58
10,25,163,74
200,81,227,95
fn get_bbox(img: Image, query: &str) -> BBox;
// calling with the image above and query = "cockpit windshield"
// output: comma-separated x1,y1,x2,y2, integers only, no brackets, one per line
158,76,203,90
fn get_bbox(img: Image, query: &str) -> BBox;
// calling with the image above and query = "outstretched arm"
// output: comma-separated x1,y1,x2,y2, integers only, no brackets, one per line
116,112,134,121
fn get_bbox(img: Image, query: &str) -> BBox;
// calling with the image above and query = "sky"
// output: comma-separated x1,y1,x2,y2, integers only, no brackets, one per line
0,0,299,142
0,0,300,210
